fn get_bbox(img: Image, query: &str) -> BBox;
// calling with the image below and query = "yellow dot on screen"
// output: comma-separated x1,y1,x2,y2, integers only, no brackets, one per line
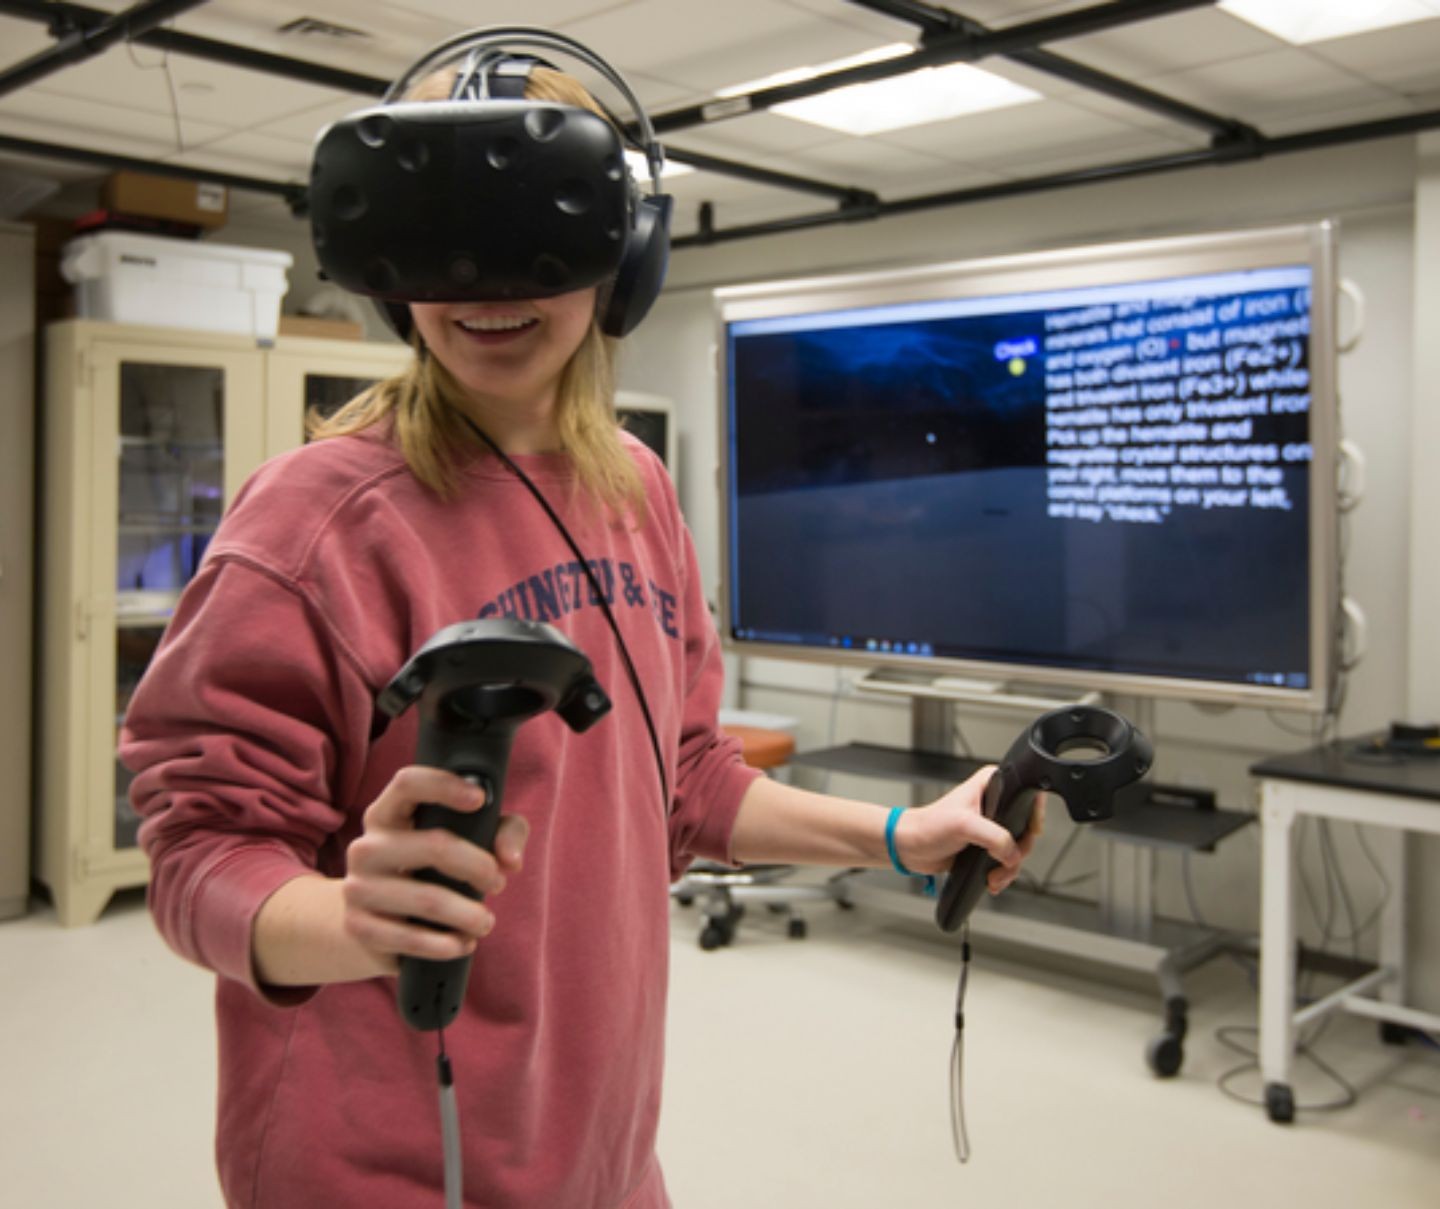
1009,358,1026,376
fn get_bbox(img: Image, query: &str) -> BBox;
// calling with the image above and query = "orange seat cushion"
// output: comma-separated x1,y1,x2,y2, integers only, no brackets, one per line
722,725,796,771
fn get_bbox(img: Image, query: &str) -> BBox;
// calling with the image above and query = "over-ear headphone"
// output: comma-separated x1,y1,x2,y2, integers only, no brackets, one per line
307,27,672,340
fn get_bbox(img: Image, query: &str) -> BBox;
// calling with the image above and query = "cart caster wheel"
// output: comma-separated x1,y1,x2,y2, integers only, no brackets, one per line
1163,996,1189,1044
787,918,808,940
1146,1032,1184,1078
1264,1082,1295,1124
699,923,729,951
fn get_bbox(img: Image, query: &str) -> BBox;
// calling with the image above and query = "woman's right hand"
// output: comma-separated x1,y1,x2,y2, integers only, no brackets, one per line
340,766,530,970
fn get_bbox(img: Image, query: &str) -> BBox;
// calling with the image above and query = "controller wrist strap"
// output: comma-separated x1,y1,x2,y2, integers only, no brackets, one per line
437,1025,463,1208
949,925,972,1164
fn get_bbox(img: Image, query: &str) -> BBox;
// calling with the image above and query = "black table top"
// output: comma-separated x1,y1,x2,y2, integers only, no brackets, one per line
1250,733,1440,802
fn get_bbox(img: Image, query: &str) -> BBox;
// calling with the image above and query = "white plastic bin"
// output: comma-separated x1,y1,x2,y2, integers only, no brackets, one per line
61,231,293,342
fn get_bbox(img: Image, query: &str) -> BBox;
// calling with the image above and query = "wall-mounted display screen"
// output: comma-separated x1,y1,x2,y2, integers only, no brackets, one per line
717,224,1338,711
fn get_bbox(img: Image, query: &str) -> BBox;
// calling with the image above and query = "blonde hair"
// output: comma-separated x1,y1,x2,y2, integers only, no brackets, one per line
308,65,646,523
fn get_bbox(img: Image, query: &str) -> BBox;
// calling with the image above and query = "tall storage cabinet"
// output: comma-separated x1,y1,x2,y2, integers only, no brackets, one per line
38,319,409,925
0,221,36,921
263,334,412,456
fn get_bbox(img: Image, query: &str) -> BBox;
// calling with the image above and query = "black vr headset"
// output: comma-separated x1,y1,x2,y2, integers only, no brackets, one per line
307,27,673,340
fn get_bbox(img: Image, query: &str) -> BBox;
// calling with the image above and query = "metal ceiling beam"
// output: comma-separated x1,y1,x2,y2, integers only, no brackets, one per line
0,0,376,96
0,0,862,202
843,0,1256,144
0,0,391,96
664,147,876,204
0,0,210,99
672,106,1440,249
645,0,1218,135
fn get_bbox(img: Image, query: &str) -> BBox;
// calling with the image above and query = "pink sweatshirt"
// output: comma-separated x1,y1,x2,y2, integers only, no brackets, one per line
120,427,759,1208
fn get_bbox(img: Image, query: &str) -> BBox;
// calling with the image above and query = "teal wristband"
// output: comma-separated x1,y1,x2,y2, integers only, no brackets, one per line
885,807,937,896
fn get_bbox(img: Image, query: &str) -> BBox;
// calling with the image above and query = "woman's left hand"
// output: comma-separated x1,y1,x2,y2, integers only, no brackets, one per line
893,766,1046,895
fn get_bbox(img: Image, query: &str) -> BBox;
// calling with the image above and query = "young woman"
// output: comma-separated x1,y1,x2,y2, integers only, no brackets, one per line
121,63,1041,1209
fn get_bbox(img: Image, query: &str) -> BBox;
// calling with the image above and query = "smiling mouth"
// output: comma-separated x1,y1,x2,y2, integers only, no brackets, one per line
456,315,539,336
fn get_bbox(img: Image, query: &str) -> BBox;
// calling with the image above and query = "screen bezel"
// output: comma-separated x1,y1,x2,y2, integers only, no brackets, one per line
715,222,1338,712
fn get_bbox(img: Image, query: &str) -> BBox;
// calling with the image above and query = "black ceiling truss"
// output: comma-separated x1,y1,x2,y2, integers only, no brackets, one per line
0,0,209,99
0,0,868,208
842,0,1260,143
0,0,1435,250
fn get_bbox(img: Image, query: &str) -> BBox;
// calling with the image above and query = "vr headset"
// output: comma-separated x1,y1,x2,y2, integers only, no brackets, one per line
307,27,672,340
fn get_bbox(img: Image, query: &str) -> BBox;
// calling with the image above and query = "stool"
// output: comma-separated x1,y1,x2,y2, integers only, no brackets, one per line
671,724,853,949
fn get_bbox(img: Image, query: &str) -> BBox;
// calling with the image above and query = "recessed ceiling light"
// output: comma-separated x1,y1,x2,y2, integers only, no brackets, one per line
775,63,1040,136
717,43,1039,136
626,149,692,180
716,44,913,99
1219,0,1440,44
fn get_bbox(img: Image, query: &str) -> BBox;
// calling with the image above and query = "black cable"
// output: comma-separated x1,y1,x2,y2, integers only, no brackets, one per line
1213,1023,1357,1114
453,412,671,813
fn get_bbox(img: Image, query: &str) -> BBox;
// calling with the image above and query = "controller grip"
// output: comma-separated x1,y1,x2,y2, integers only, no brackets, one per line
397,777,499,1031
935,778,1038,933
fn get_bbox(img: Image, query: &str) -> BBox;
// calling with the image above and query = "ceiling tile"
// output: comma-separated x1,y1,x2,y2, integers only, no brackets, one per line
176,0,450,77
1303,19,1440,100
1256,96,1425,139
0,90,230,168
1059,6,1284,77
560,0,879,87
1146,47,1404,122
0,15,56,61
877,96,1139,164
160,128,313,181
765,134,956,186
665,110,840,159
383,0,637,34
29,46,356,131
248,96,375,146
1054,87,1215,145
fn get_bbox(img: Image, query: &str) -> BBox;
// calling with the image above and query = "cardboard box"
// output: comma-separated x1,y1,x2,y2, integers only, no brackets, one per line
278,314,365,341
100,171,229,229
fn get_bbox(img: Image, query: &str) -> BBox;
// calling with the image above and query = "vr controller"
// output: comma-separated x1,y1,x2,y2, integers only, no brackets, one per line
935,705,1153,932
378,618,611,1031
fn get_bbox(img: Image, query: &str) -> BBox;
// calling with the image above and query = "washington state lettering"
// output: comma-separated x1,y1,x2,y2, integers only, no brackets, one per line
477,558,679,638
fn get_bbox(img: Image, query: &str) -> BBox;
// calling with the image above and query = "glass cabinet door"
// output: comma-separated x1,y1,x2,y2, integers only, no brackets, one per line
264,344,411,458
91,347,262,852
113,362,225,847
303,372,378,431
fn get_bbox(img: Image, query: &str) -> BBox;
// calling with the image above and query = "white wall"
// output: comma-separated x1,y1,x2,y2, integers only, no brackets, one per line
619,135,1440,1009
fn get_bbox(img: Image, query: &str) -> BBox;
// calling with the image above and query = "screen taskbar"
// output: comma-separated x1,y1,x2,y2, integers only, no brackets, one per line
729,626,1307,690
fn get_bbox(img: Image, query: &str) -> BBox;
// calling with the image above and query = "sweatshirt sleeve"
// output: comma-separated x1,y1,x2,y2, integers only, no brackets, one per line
659,488,762,879
119,553,376,998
